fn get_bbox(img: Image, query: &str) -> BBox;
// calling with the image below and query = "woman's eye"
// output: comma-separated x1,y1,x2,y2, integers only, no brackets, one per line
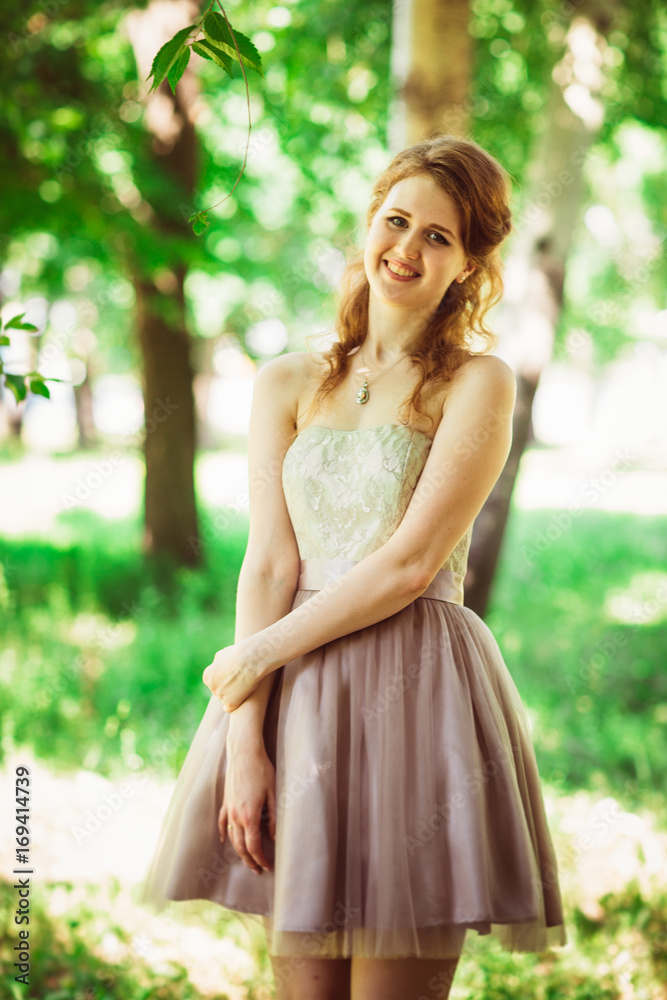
387,217,449,245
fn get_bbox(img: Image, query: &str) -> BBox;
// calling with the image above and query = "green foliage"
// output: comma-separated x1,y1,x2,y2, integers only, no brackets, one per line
0,0,392,375
2,0,665,354
1,455,666,996
1,490,666,803
192,38,233,77
0,503,247,777
143,1,265,233
167,42,192,93
0,879,212,1000
2,876,667,998
2,0,662,382
28,378,51,398
202,11,263,77
488,501,667,803
0,310,71,403
148,24,198,94
2,373,29,404
4,313,38,333
593,884,667,985
147,5,263,96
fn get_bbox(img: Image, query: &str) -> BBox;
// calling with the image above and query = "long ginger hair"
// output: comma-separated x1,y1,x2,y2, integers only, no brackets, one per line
302,134,513,432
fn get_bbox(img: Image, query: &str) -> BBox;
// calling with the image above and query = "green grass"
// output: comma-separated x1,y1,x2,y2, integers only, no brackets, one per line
0,506,248,777
2,876,666,999
2,498,667,996
0,877,259,1000
487,508,667,806
2,502,666,797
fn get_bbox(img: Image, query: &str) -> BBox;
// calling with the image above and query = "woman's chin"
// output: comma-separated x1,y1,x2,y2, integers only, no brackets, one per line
369,277,435,312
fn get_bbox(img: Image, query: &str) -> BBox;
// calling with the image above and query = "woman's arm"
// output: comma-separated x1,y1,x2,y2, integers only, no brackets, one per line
226,569,296,749
205,355,517,710
223,352,305,745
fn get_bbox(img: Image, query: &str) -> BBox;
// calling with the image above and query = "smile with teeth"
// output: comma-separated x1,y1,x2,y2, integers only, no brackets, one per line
384,259,420,278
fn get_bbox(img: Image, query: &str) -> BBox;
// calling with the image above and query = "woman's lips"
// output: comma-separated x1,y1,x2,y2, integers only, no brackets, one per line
383,259,420,281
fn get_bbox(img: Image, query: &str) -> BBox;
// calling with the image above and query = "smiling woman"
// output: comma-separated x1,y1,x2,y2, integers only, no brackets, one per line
138,135,566,1000
365,177,477,308
300,136,513,438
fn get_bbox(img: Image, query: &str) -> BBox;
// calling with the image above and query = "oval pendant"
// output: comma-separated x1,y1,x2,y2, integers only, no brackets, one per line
356,383,370,404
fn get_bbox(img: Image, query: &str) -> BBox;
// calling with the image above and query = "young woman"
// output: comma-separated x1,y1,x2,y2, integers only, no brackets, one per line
139,135,566,999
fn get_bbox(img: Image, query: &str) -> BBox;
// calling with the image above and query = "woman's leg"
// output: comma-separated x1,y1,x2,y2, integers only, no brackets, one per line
351,957,460,1000
269,955,352,1000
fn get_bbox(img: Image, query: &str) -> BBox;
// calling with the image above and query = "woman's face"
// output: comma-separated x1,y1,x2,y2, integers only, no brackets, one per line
363,173,475,314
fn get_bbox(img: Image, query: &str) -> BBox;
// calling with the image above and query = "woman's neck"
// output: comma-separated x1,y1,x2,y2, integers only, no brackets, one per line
363,289,432,365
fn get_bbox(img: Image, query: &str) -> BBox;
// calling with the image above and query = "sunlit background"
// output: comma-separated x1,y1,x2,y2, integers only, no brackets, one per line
1,0,667,997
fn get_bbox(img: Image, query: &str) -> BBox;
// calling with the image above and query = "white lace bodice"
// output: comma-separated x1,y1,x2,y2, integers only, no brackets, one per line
281,423,472,580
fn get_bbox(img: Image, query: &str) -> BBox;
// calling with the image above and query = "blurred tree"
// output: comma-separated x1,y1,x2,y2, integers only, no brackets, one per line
124,0,200,566
73,368,98,449
1,0,203,564
1,0,664,584
466,2,616,616
385,0,665,616
389,0,472,145
0,0,391,569
464,0,666,616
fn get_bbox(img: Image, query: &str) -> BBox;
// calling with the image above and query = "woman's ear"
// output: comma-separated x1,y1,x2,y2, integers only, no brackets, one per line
455,261,477,284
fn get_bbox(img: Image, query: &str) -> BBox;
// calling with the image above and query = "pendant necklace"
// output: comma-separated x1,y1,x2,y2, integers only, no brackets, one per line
354,347,408,405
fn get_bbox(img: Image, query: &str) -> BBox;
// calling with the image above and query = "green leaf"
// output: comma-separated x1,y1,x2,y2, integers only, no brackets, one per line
29,378,51,399
167,45,190,93
147,25,196,93
4,373,27,403
203,11,236,46
4,312,39,332
189,211,210,236
192,39,233,78
0,334,9,346
2,311,25,329
203,13,263,77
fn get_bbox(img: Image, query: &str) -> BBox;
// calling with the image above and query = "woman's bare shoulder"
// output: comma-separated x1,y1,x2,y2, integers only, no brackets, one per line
253,350,330,425
256,349,329,384
293,349,332,379
450,353,516,396
440,353,516,424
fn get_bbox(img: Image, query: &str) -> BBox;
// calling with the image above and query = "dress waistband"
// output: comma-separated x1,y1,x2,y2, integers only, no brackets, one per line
297,557,464,607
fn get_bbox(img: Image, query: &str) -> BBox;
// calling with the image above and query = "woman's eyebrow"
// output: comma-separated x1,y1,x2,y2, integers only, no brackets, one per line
387,207,457,241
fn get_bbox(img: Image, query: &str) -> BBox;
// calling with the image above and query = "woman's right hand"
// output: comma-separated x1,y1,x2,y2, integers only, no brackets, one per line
219,731,277,875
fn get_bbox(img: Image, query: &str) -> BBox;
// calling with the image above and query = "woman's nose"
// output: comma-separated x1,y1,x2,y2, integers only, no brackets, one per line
396,231,420,260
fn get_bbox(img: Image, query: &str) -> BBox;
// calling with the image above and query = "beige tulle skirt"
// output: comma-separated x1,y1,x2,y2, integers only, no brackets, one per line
137,558,566,959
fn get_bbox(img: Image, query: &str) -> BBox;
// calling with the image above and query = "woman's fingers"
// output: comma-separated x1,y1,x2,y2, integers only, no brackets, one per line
266,784,277,842
223,809,272,873
245,820,272,873
230,823,262,874
221,748,275,872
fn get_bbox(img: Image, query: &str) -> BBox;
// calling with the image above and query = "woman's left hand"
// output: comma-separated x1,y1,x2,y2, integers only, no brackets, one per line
202,642,266,712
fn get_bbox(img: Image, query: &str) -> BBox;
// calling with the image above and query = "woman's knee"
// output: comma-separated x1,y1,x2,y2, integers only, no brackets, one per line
270,954,352,1000
351,956,460,1000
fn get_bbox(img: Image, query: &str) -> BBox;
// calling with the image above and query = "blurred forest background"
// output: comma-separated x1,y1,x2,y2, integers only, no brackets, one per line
1,0,666,997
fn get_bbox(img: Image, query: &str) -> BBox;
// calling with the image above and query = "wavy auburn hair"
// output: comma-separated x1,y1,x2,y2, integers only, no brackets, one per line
303,134,513,431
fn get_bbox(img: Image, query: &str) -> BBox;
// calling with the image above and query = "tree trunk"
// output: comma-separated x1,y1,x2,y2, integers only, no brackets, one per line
463,374,537,611
133,267,199,565
389,0,472,150
464,8,614,616
387,0,615,616
73,369,98,449
125,0,201,566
